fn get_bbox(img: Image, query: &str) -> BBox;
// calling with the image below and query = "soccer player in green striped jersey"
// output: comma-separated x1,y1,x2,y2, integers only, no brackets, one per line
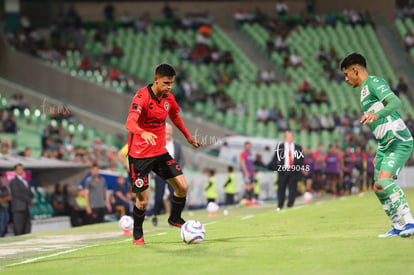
340,52,414,238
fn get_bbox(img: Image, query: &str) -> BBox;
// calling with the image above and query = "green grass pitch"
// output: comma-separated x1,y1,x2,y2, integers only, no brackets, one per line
2,189,414,275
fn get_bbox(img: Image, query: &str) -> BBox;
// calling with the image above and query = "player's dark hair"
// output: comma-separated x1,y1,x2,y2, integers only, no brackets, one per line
13,163,23,170
228,166,233,172
155,63,176,77
340,52,367,69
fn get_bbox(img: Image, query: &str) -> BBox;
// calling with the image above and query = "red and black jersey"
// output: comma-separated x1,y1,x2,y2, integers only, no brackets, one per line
127,85,180,158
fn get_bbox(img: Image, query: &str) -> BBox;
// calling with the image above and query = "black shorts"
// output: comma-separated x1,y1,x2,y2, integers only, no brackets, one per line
128,153,183,193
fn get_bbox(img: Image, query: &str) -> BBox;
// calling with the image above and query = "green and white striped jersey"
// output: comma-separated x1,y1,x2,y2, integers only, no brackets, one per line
360,76,412,147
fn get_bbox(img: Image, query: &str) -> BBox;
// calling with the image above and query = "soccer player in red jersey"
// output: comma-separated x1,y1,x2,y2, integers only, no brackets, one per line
125,63,203,245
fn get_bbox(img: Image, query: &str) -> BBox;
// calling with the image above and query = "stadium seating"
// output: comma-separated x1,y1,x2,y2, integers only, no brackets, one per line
0,93,121,158
394,18,414,61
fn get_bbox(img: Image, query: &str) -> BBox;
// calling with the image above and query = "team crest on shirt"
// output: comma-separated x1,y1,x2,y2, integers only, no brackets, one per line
164,102,169,111
360,85,370,101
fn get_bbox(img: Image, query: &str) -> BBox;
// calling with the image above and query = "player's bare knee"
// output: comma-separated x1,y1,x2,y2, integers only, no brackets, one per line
136,200,148,210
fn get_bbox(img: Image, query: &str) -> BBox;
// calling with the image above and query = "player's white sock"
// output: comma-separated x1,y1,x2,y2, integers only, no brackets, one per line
403,212,414,224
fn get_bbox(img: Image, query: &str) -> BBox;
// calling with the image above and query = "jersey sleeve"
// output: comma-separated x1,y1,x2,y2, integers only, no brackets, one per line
129,90,147,115
369,76,394,102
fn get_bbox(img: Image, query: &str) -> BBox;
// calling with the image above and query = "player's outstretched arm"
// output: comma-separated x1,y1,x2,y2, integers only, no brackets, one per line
169,112,203,148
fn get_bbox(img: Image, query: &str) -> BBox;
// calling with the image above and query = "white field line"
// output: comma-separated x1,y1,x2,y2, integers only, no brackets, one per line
241,215,254,220
4,244,98,268
1,223,216,269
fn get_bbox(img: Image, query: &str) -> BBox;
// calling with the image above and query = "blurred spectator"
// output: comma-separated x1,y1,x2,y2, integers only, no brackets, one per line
163,3,174,18
111,42,123,58
278,113,289,131
84,163,112,224
7,94,27,111
396,77,408,95
308,113,321,132
254,153,266,169
107,66,121,82
20,14,32,32
0,140,10,157
104,3,115,21
177,42,191,60
63,184,84,227
320,113,335,131
236,99,247,114
3,113,17,134
10,163,34,235
51,183,65,216
287,106,298,124
289,51,303,67
266,37,275,53
113,175,131,217
134,12,151,33
24,147,32,157
275,0,289,15
256,105,269,123
120,12,133,28
0,178,11,237
317,46,329,62
260,68,276,84
223,51,234,65
275,35,289,53
406,114,414,134
79,56,91,71
234,9,253,25
10,140,18,156
268,106,279,122
196,27,211,45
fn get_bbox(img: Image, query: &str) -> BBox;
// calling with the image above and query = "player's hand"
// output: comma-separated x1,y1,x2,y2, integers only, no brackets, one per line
86,206,92,215
360,113,378,126
141,131,157,145
187,136,203,149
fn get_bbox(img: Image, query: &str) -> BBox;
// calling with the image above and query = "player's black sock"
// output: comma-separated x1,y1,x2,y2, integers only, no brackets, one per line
170,195,186,222
133,205,145,239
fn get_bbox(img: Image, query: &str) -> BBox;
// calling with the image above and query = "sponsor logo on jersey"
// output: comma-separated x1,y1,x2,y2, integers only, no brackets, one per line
376,84,389,93
360,85,370,101
143,119,165,128
164,101,169,111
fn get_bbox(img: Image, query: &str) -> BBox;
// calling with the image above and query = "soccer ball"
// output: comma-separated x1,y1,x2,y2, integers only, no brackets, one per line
119,215,133,231
206,202,219,213
180,220,206,244
304,192,313,204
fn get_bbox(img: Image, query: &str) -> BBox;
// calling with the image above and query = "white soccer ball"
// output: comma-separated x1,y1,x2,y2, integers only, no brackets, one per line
206,202,219,213
304,192,313,203
119,215,133,231
180,220,206,244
